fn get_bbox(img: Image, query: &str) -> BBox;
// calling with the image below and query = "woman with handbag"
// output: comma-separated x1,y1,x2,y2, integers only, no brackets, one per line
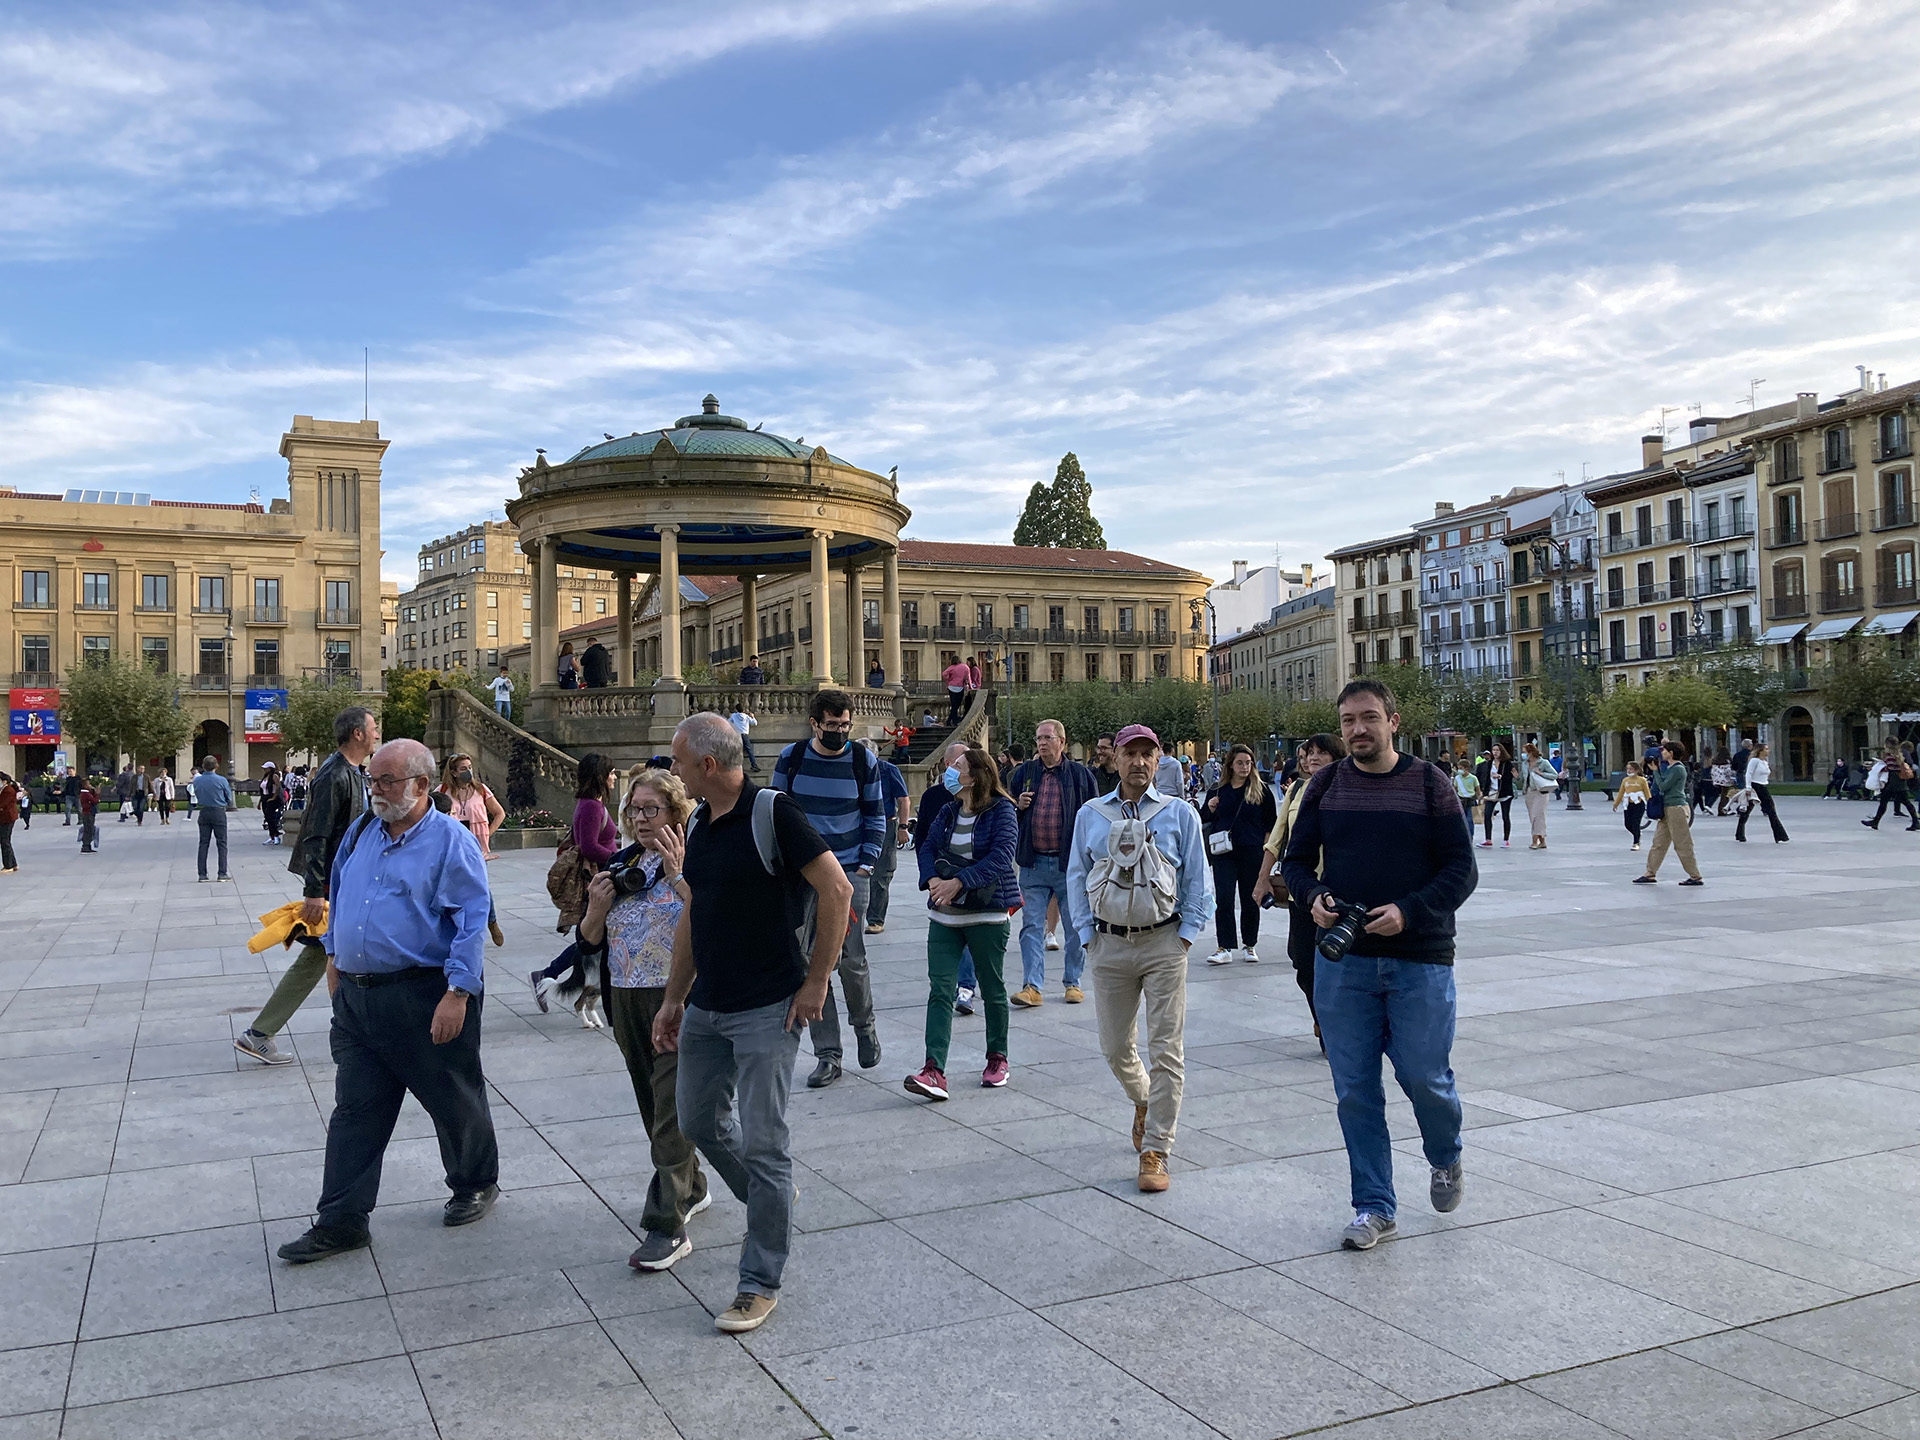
1202,744,1278,966
1520,742,1557,850
905,745,1021,1102
1735,742,1789,843
1636,741,1704,885
1476,743,1516,848
1252,732,1345,1045
1862,746,1918,830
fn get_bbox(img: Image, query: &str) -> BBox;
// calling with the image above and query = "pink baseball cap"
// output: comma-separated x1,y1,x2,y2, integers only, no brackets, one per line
1114,724,1160,750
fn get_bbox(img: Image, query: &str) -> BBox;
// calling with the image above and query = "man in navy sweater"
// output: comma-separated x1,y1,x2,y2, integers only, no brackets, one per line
1281,678,1477,1252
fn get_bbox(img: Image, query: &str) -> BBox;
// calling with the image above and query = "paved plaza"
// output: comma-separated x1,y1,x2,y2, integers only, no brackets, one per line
2,793,1919,1439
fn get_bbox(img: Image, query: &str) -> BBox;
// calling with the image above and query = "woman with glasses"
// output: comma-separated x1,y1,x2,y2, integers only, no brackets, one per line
574,765,711,1271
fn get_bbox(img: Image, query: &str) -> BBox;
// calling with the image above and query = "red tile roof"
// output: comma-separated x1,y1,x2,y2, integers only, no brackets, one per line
151,500,265,513
898,540,1201,576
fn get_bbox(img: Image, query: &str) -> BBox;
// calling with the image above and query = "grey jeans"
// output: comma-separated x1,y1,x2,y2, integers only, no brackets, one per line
805,869,873,1062
867,828,899,926
676,998,803,1297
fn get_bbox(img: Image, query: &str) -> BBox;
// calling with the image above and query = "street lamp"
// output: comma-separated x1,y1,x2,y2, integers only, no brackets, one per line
1530,537,1591,811
223,621,237,777
1189,596,1220,755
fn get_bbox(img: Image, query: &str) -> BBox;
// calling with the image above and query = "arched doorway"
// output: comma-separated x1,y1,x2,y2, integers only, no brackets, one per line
194,719,231,773
1784,706,1816,781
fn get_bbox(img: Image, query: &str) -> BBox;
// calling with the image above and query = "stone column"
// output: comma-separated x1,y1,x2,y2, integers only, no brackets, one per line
658,525,682,683
810,530,833,686
533,541,557,686
844,559,862,685
616,572,634,685
882,546,903,690
739,573,759,665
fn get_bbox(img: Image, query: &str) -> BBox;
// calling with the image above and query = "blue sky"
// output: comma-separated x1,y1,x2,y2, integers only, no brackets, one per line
6,0,1920,586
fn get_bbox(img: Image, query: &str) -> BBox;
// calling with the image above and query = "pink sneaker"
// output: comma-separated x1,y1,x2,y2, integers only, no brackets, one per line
904,1063,949,1101
981,1053,1010,1088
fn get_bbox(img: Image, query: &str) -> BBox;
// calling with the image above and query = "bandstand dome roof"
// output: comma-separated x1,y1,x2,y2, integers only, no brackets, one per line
566,395,853,467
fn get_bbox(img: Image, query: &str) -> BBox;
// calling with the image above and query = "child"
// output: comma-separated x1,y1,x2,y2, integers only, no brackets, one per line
78,779,99,854
1451,759,1482,828
1613,760,1651,851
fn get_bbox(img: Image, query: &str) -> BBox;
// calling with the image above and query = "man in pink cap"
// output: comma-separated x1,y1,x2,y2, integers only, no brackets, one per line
1065,723,1211,1193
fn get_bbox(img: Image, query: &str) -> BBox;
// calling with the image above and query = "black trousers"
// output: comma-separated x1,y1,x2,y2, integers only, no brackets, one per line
1872,790,1917,826
1737,786,1789,842
1622,800,1645,844
1212,846,1263,949
1285,898,1317,1027
317,970,498,1233
0,820,14,870
1481,796,1512,842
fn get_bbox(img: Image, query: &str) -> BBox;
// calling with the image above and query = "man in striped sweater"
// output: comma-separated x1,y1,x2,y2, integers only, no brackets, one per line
773,689,887,1088
1282,678,1478,1252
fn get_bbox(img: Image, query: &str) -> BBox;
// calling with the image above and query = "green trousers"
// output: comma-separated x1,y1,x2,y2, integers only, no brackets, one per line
252,942,329,1037
924,921,1010,1072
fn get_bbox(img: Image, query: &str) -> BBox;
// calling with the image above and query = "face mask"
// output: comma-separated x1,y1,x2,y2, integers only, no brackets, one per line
455,770,472,784
816,729,848,753
942,766,962,794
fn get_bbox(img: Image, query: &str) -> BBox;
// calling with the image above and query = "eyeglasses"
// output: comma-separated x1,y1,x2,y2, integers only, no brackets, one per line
817,721,853,734
367,774,420,791
625,802,665,821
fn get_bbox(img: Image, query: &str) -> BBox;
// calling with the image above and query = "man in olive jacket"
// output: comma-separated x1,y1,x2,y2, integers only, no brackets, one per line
233,706,379,1065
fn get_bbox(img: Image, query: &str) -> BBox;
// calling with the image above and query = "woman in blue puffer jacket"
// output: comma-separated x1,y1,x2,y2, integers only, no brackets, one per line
905,744,1021,1103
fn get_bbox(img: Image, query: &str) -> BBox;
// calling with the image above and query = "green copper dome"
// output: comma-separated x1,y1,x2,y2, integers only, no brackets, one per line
565,394,851,466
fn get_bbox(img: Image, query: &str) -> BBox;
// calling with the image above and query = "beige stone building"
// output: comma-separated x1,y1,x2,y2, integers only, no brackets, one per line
1,415,385,778
1208,587,1339,704
1329,531,1421,683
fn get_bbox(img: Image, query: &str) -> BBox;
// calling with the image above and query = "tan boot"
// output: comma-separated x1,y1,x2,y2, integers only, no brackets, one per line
1132,1102,1148,1153
1138,1150,1170,1193
1010,985,1043,1009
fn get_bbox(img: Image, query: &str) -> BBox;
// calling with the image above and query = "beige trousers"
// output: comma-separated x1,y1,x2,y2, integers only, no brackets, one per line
1088,925,1188,1154
1645,806,1701,880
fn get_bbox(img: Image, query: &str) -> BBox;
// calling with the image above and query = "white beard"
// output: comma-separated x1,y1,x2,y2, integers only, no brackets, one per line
372,791,417,824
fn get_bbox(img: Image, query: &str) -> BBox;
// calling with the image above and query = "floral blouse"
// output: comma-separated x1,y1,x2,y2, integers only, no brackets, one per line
604,859,681,989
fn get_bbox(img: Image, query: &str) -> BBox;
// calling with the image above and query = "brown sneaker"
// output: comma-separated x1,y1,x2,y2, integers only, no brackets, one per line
1010,985,1043,1008
1131,1102,1148,1152
715,1291,778,1333
488,918,505,947
1063,984,1084,1004
1138,1150,1170,1192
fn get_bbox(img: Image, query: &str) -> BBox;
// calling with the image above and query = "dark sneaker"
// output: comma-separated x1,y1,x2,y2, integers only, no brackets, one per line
856,1029,882,1069
277,1223,370,1264
806,1058,842,1089
628,1230,691,1272
529,970,549,1011
715,1291,777,1333
904,1062,949,1101
1341,1212,1397,1250
234,1029,293,1066
443,1183,498,1227
1430,1160,1464,1213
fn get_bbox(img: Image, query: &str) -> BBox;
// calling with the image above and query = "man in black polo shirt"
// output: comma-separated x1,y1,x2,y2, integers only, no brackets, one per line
654,713,849,1335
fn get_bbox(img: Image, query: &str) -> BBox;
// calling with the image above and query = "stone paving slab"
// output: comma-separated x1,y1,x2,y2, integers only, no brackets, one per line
1,794,1917,1436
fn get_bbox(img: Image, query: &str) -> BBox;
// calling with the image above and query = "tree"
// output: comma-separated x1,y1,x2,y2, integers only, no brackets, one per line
1692,647,1787,726
1011,452,1106,549
381,667,437,741
1636,672,1734,731
1354,662,1437,746
282,675,368,760
1820,640,1920,721
1216,689,1273,748
1277,697,1339,741
1491,693,1557,741
60,652,194,768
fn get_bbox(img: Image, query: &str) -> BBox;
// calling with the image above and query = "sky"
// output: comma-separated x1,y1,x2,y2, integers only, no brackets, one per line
6,0,1920,588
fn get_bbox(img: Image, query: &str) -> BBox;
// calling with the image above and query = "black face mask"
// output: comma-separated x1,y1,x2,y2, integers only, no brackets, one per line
816,730,848,753
455,770,472,784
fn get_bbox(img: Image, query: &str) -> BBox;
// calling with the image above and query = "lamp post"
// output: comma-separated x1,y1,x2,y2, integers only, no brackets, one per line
1189,596,1219,755
1530,538,1590,811
223,622,237,777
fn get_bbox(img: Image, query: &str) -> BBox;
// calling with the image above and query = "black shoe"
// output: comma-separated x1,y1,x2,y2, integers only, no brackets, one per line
628,1230,692,1272
443,1183,499,1227
1678,877,1705,887
1863,819,1879,829
277,1223,370,1264
1632,875,1656,884
806,1058,842,1089
856,1029,882,1069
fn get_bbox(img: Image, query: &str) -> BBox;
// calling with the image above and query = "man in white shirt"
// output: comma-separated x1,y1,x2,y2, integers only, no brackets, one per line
729,707,758,772
487,667,514,720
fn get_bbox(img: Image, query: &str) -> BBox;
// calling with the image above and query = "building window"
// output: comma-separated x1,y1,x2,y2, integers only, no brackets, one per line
521,594,531,610
139,574,169,610
324,639,352,676
1882,412,1909,457
1083,652,1100,680
486,591,498,608
522,621,532,639
1117,606,1134,633
253,639,279,678
1049,652,1066,682
596,597,607,614
1119,653,1136,682
976,603,994,630
198,638,226,676
198,576,226,612
20,570,50,607
1825,426,1852,470
22,635,51,673
1152,651,1169,677
81,572,112,608
1012,604,1029,630
140,636,169,673
901,601,919,627
1013,652,1030,683
255,577,281,612
571,596,583,613
486,620,498,637
1774,439,1801,481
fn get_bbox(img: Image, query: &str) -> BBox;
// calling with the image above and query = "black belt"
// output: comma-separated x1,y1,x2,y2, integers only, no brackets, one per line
1094,915,1179,937
336,966,444,989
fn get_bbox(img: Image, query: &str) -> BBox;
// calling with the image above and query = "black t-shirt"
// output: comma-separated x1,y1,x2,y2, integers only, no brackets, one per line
683,780,832,1013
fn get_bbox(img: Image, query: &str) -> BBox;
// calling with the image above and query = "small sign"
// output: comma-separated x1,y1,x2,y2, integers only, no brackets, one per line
8,687,59,742
244,688,288,744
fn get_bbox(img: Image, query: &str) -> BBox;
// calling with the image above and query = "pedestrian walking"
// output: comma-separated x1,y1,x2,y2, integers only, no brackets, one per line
1519,742,1556,849
915,741,983,1014
1252,733,1346,1044
1862,745,1918,830
234,708,378,1065
62,769,79,826
114,764,135,822
190,758,234,882
862,742,912,934
439,754,507,947
1004,720,1097,1003
575,766,711,1272
1635,742,1704,885
1710,750,1737,816
1280,679,1478,1251
275,739,498,1264
258,761,287,845
1203,744,1277,965
1613,761,1651,850
653,712,849,1333
905,745,1020,1101
1735,742,1789,843
771,690,886,1086
131,768,148,825
488,665,515,719
1450,759,1482,830
0,773,20,874
1476,743,1516,848
1065,723,1212,1194
152,769,174,824
728,705,758,773
78,777,99,852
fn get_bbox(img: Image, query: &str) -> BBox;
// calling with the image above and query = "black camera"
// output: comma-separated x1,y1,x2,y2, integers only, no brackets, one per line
605,856,655,899
1316,897,1373,963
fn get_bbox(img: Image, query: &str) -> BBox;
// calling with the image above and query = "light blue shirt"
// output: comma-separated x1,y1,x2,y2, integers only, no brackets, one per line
189,771,232,809
323,805,489,994
1065,788,1214,948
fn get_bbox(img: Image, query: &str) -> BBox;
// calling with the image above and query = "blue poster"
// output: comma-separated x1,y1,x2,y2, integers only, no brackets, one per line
244,688,288,744
8,709,59,738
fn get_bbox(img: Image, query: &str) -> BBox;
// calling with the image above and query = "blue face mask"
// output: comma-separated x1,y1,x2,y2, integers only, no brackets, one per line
942,766,962,794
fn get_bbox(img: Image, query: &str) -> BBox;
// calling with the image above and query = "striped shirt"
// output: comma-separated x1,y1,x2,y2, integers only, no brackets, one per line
773,741,885,870
929,809,1008,928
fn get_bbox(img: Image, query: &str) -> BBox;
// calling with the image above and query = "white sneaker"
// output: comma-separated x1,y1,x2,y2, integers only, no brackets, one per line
1045,929,1063,950
1238,946,1259,963
1206,949,1235,966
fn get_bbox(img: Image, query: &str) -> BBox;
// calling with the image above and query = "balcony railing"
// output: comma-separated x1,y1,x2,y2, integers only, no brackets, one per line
1765,523,1806,549
1818,588,1864,614
970,625,1004,643
244,672,284,689
1768,456,1802,486
241,605,287,625
759,630,795,651
1814,512,1861,542
133,602,174,615
189,672,230,690
1874,437,1912,462
1464,620,1508,640
77,600,116,613
191,603,230,617
862,620,883,640
318,607,361,627
9,671,54,687
1428,580,1506,604
1767,594,1810,620
707,643,743,664
1875,581,1918,608
1694,572,1756,597
1603,521,1691,555
1692,518,1756,543
1818,446,1855,474
1871,505,1917,532
13,597,53,611
1780,668,1813,691
898,624,927,640
1603,581,1691,610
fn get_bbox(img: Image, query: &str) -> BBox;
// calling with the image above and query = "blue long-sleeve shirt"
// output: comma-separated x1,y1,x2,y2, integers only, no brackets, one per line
1065,788,1213,948
188,771,232,810
323,806,489,994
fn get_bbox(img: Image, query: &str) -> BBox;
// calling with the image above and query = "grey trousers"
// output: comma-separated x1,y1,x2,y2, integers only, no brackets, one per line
867,829,899,926
676,998,802,1296
806,870,873,1062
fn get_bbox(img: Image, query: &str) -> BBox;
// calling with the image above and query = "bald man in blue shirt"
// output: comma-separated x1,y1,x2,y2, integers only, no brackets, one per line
278,738,500,1263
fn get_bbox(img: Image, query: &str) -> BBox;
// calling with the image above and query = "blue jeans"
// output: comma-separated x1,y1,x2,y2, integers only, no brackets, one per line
676,998,803,1297
196,808,230,879
1315,953,1461,1220
494,696,511,719
1017,856,1084,990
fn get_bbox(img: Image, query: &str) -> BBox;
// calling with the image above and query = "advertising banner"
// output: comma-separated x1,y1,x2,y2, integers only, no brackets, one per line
8,687,59,742
244,688,288,744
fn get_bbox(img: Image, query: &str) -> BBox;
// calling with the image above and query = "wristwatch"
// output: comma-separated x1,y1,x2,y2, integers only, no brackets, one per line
447,986,474,1000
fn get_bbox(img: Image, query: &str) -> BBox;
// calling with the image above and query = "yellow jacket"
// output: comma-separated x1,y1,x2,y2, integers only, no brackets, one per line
247,899,330,954
1612,775,1651,810
1261,778,1324,881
